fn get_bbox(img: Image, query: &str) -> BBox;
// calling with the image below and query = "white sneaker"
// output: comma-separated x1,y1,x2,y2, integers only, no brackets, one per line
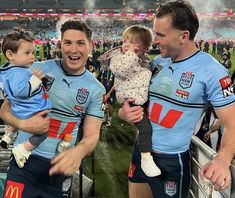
141,155,161,177
0,134,14,149
12,144,31,168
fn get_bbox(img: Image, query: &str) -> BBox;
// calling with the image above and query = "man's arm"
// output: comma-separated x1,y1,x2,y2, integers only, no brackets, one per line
49,115,101,176
0,99,50,134
200,104,235,190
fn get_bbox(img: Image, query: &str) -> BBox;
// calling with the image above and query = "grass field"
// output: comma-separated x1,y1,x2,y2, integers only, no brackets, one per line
87,106,136,198
1,46,235,197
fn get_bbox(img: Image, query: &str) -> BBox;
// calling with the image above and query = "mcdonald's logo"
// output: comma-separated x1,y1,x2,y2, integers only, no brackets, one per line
4,180,24,198
5,186,18,198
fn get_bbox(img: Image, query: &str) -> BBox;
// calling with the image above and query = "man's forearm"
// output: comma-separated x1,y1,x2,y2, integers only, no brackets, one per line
75,133,99,159
216,128,235,166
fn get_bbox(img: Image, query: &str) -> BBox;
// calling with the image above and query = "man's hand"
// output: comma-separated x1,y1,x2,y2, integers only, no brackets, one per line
200,156,231,191
21,110,50,134
49,147,82,176
118,98,143,123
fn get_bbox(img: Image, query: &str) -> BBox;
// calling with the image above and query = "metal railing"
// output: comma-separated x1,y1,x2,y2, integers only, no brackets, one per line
190,135,235,198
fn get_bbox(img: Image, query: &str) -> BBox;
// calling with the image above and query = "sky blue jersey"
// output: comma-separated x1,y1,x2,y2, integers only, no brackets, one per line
0,63,52,119
15,59,105,159
149,51,235,154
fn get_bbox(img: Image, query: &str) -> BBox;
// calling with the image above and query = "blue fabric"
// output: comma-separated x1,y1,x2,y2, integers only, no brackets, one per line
149,51,235,154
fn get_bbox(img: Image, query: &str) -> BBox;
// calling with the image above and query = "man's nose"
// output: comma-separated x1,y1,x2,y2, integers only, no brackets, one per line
71,44,78,52
153,35,159,44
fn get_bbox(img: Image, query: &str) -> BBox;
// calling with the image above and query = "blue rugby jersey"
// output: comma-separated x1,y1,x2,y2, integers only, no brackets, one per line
149,51,235,154
15,59,105,159
0,63,52,119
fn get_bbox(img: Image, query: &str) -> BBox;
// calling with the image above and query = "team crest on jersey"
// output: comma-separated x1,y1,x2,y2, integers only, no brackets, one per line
219,76,234,97
76,88,89,104
42,75,55,91
164,181,177,197
179,72,194,89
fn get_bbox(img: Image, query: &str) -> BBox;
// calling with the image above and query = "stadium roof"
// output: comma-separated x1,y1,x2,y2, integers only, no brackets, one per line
0,0,235,13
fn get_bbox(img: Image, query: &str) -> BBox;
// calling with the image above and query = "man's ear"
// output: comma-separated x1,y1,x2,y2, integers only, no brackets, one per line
5,50,14,61
181,30,190,43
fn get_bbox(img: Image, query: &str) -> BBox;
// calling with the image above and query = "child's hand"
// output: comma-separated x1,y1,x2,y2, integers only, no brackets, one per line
32,68,43,80
130,46,140,55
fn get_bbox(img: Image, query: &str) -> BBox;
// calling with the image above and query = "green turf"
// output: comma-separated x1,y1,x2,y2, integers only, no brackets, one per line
85,104,136,197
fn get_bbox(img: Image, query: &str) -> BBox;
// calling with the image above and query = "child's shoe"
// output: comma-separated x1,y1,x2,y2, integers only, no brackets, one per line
0,126,16,149
141,154,161,177
12,144,31,168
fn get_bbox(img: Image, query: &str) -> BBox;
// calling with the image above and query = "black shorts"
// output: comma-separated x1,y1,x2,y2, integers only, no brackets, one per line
128,143,191,198
3,155,72,198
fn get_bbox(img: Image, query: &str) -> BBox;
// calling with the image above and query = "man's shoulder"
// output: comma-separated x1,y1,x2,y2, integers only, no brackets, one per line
31,59,60,72
150,56,171,68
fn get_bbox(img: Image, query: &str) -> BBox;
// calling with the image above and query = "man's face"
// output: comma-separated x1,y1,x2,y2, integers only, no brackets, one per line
152,16,184,61
61,29,92,75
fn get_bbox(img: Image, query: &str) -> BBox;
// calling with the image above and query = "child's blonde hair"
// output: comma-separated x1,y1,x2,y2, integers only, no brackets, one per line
122,25,152,50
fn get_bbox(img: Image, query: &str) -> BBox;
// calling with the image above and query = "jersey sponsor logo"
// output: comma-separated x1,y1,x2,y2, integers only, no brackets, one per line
62,78,73,88
48,118,76,139
74,105,84,112
4,180,24,198
164,181,177,197
42,75,55,91
179,72,194,89
175,89,189,99
76,88,89,104
219,76,234,97
149,103,183,128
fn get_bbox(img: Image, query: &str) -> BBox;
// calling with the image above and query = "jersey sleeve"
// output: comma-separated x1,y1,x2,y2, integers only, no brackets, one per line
9,70,32,98
206,64,235,108
85,84,106,119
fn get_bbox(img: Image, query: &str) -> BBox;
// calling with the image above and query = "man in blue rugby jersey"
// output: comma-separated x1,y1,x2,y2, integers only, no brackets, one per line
1,20,105,198
119,1,235,197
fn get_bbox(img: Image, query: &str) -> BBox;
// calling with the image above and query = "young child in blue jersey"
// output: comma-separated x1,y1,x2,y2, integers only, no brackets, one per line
99,25,161,177
0,28,52,168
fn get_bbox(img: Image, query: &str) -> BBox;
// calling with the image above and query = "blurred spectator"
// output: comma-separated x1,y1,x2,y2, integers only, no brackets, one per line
219,52,232,69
